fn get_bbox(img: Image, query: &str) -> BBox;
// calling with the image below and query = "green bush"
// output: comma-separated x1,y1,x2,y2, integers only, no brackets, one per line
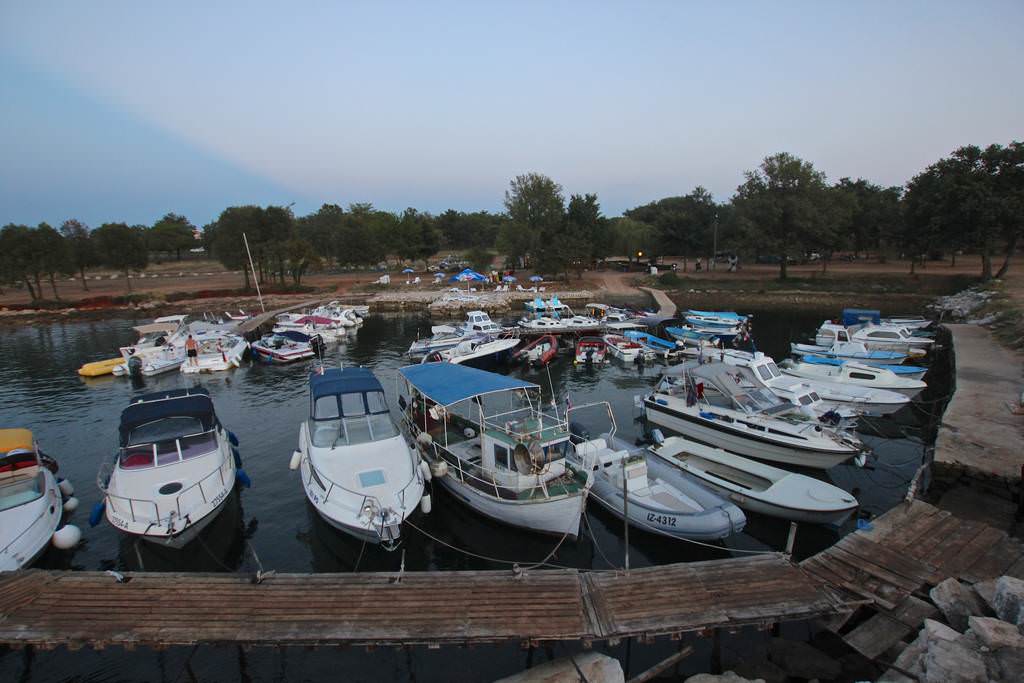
658,271,681,286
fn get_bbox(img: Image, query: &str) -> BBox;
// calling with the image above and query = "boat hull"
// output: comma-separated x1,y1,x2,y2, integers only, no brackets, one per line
433,472,585,539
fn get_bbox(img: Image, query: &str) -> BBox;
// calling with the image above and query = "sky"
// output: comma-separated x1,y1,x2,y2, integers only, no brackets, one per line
1,1,1021,228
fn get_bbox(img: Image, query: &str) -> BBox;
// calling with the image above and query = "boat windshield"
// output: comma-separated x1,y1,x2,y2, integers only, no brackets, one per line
310,390,399,448
0,472,45,512
120,417,217,470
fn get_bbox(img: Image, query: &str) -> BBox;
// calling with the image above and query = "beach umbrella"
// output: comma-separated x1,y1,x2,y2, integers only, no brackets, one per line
402,267,415,274
529,275,543,282
449,268,487,283
502,275,517,282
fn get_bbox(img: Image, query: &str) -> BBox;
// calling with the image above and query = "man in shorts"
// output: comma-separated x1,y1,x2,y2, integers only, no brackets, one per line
185,335,199,367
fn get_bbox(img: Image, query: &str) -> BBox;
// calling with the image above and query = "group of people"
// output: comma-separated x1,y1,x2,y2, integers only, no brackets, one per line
671,254,740,273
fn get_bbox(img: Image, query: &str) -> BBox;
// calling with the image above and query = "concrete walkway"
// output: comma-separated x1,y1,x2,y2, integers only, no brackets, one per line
639,287,677,318
933,324,1023,482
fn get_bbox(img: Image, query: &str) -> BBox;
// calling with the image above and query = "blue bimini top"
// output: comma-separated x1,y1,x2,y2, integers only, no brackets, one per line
398,363,537,407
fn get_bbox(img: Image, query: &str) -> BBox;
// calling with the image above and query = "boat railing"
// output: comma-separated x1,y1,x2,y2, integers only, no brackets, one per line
304,453,420,518
481,407,568,441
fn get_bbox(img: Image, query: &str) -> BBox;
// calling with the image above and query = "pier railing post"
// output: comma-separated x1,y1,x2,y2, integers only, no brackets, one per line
785,521,798,556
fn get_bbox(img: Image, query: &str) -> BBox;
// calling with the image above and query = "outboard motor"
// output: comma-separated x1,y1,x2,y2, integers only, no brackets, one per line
127,355,143,377
568,420,590,444
310,334,325,356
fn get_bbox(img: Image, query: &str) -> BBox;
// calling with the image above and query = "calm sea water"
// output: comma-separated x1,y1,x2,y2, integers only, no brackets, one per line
0,307,949,682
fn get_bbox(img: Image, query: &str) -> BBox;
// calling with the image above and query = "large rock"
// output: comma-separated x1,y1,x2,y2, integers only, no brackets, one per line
922,618,962,646
765,638,841,680
992,576,1024,625
988,645,1024,682
967,616,1024,650
973,578,998,612
922,636,988,683
891,633,927,678
685,673,763,683
930,578,985,631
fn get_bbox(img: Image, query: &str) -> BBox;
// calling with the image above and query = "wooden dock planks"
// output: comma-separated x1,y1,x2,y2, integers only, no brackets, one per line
0,556,838,649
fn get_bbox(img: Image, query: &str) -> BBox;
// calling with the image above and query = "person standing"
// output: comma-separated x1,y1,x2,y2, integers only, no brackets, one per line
185,335,199,367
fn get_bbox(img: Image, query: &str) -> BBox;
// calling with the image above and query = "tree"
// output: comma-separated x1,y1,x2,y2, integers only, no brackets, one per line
148,213,196,260
560,193,604,278
608,217,656,263
60,219,96,290
984,142,1024,278
35,223,69,299
296,204,344,263
0,224,43,300
92,223,148,291
207,206,262,289
502,173,565,267
625,187,718,260
284,238,320,285
731,152,832,279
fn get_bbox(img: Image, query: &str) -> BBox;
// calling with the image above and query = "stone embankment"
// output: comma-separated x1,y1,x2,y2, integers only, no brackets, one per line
929,285,998,323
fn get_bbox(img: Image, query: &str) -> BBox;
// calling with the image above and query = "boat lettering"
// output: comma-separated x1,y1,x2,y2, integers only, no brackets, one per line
108,514,130,530
647,513,677,527
306,485,321,505
210,489,228,507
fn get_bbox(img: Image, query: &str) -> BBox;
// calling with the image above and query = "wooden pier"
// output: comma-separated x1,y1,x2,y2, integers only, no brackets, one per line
0,554,841,650
802,500,1024,661
234,298,331,336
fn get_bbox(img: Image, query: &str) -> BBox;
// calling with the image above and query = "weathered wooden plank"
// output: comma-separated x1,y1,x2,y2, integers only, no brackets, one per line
961,535,1024,584
844,613,914,659
905,515,964,561
933,526,1009,579
832,533,941,586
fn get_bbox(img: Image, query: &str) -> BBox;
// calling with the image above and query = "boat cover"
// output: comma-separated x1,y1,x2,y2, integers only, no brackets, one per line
119,389,216,446
295,315,336,326
841,308,880,326
688,310,744,319
132,322,181,335
399,363,537,407
0,428,33,455
310,368,383,399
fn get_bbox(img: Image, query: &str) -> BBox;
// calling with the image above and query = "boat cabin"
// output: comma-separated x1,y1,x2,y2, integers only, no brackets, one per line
117,390,220,470
0,429,45,513
308,368,399,449
816,322,852,345
656,362,790,416
463,310,501,335
525,296,573,319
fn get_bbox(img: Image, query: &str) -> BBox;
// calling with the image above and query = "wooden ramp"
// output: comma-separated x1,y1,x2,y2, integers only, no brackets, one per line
801,500,1024,660
0,555,842,650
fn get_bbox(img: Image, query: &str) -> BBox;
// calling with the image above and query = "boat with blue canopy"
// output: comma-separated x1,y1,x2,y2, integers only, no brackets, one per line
799,354,928,381
397,363,593,538
685,310,748,329
624,330,683,360
291,367,425,546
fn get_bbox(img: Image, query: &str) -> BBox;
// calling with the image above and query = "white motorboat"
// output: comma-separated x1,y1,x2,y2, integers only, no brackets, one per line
603,334,650,362
797,354,929,381
684,310,747,334
251,331,321,365
113,315,189,377
422,337,521,369
815,322,934,354
460,310,503,336
1,429,81,570
722,350,910,417
624,331,684,361
649,436,859,526
310,302,363,327
791,341,911,365
97,389,241,548
524,295,575,318
881,315,931,330
573,336,609,365
180,325,249,373
519,315,602,335
273,314,347,343
292,368,425,545
399,363,592,538
779,359,927,398
407,326,476,359
571,433,745,540
641,362,865,469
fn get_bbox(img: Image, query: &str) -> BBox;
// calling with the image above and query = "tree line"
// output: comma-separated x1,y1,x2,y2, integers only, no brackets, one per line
2,141,1020,300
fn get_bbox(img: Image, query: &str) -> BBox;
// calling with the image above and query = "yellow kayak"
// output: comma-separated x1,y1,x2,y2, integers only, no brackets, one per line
77,357,123,377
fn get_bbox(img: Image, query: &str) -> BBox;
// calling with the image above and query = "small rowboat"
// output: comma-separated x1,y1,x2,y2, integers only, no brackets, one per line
649,435,858,526
603,334,648,362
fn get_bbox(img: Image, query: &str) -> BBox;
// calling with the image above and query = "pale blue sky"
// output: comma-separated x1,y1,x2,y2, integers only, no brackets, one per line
1,1,1021,228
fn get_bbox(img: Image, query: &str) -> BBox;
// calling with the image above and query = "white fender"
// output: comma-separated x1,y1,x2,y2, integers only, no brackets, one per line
418,459,432,482
59,479,75,497
419,494,432,514
429,460,448,478
63,496,80,513
52,525,82,549
416,431,433,446
289,450,303,471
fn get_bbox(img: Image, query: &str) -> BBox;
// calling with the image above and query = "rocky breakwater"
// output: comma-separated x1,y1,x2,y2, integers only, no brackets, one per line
883,575,1024,682
369,288,595,317
929,285,997,324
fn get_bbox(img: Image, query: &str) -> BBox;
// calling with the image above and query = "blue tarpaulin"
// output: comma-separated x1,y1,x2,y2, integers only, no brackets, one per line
398,363,537,407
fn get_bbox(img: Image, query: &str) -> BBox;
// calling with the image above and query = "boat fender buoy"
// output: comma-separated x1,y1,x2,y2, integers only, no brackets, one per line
418,459,432,482
89,501,106,527
429,460,448,478
289,450,303,471
52,524,82,549
63,496,80,513
232,447,243,468
419,494,432,514
416,431,433,446
854,453,868,468
463,427,476,439
228,431,240,447
650,428,665,446
58,478,75,497
235,469,252,488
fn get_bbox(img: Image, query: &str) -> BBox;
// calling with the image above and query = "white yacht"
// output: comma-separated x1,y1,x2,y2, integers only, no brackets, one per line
460,310,503,336
641,362,865,470
179,323,250,373
779,359,927,398
98,389,240,548
399,363,591,538
815,321,934,354
422,337,521,369
519,315,602,335
1,429,81,570
721,350,910,417
113,315,189,377
292,368,425,545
